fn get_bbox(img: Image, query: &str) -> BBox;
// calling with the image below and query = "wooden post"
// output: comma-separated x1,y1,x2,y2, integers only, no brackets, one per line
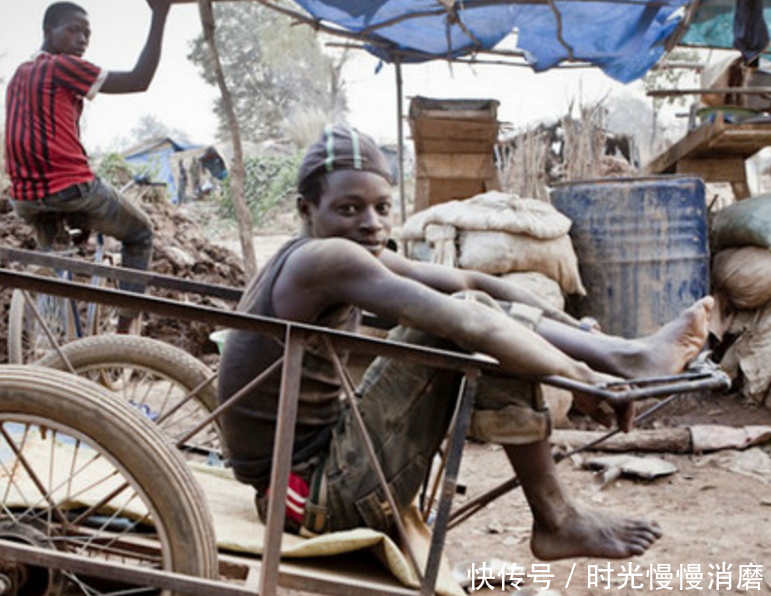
197,0,258,278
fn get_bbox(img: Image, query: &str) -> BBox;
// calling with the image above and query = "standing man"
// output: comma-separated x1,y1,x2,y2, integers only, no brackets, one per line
4,0,172,333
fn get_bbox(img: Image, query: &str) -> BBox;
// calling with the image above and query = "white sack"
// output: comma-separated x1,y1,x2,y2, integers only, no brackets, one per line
459,231,587,296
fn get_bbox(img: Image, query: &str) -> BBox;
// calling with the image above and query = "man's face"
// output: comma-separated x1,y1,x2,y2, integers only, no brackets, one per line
46,10,90,57
302,170,393,257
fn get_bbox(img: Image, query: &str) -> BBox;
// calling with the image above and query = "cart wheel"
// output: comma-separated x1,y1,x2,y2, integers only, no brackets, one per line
8,269,78,364
36,335,225,460
0,365,218,596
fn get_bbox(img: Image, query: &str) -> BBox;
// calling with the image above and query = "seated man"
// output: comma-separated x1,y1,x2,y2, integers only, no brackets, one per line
4,1,172,333
218,124,712,561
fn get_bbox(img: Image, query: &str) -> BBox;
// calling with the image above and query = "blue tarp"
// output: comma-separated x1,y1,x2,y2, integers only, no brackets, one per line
123,137,196,204
291,0,691,83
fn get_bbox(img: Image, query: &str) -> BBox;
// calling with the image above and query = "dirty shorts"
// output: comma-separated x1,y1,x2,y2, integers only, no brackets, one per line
303,292,551,536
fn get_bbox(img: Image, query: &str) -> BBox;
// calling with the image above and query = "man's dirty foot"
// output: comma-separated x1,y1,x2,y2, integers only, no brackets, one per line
530,506,662,561
627,296,714,378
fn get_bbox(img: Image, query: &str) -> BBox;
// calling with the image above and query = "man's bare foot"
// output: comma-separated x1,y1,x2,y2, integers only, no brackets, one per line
623,296,713,378
530,505,662,561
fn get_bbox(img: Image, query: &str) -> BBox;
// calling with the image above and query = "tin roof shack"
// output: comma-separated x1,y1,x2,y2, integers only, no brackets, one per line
409,97,500,213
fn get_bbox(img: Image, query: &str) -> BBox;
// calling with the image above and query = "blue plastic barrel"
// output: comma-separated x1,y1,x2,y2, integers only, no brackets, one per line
550,176,709,338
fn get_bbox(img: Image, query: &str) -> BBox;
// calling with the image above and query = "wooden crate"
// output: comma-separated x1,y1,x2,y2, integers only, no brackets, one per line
409,96,500,212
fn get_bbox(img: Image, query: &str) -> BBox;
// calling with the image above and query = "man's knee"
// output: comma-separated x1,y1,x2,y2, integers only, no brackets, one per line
469,378,552,445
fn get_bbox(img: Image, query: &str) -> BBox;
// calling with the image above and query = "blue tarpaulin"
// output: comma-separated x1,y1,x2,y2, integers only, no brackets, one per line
290,0,692,83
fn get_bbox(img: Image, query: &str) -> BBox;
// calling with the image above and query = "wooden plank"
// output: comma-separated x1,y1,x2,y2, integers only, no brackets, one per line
675,158,747,183
644,116,727,174
410,118,498,142
414,177,490,212
412,138,498,153
415,153,496,179
412,108,498,120
644,113,771,175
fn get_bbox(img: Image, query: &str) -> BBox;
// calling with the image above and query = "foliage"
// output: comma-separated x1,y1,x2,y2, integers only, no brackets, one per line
642,48,703,109
130,114,191,147
95,153,139,188
218,152,303,226
188,3,348,144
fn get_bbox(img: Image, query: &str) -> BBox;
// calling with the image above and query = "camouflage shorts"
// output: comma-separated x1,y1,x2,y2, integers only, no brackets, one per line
305,292,551,535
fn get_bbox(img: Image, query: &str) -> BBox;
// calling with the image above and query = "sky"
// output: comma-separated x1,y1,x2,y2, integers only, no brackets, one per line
0,0,661,154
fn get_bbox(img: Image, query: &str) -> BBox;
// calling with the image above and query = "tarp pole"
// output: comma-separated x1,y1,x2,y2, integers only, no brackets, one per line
395,58,407,233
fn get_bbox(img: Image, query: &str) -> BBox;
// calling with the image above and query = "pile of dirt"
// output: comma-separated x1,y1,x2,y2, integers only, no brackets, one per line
0,191,247,363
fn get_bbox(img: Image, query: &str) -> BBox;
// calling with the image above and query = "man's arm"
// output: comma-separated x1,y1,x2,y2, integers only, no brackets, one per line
100,0,171,94
276,239,609,386
380,250,587,329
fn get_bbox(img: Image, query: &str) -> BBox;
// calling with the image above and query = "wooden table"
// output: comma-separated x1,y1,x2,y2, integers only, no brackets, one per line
644,111,771,199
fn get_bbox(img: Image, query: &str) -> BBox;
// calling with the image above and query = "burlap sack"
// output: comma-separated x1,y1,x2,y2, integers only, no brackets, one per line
712,246,771,310
711,193,771,250
459,231,587,296
401,191,572,241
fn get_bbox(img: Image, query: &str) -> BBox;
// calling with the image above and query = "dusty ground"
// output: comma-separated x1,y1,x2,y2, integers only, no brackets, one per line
1,192,771,595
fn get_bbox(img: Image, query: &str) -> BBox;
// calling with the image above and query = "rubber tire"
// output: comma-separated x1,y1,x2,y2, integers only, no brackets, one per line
8,269,78,365
0,365,218,594
36,334,225,457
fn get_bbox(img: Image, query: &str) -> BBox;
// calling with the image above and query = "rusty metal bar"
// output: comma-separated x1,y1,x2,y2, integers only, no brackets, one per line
324,337,423,583
157,373,218,426
260,326,306,596
16,289,76,374
542,367,731,401
174,359,283,449
0,268,496,374
0,246,242,301
421,371,478,595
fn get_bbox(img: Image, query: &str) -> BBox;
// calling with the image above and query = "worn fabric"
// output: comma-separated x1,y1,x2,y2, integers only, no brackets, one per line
5,52,105,201
297,124,393,190
10,177,154,302
304,293,549,535
217,238,361,489
312,321,549,535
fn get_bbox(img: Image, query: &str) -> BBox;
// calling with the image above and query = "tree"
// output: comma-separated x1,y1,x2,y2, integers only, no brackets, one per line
130,114,191,146
188,3,348,144
641,48,703,153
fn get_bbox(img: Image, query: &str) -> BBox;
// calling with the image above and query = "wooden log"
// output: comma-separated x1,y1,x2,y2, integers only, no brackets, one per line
550,428,692,453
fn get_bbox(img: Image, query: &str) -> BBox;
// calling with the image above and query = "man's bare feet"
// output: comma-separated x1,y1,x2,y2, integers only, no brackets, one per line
530,505,663,561
623,296,713,379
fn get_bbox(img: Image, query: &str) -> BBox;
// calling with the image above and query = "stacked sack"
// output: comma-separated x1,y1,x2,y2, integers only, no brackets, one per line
711,193,771,408
400,191,586,313
399,191,586,427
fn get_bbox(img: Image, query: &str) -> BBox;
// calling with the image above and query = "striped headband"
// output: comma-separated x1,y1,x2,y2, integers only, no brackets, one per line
297,124,394,191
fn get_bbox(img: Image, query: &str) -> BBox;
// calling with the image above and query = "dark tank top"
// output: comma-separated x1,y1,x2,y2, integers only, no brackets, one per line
217,238,361,487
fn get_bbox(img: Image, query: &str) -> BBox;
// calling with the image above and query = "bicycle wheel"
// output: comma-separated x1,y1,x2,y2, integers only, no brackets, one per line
0,365,218,596
8,268,79,364
36,335,225,460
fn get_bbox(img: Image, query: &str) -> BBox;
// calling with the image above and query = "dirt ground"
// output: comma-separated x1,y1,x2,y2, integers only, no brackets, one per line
2,192,771,595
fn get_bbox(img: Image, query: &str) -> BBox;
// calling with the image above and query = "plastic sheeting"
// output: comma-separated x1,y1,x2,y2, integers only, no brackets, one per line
291,0,691,83
681,0,771,60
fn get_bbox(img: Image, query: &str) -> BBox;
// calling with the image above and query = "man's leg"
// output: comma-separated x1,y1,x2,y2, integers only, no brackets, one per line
64,178,154,332
504,441,662,560
534,297,713,379
318,326,460,534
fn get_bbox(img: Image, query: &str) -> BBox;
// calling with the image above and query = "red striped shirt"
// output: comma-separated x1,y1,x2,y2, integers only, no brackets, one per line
4,52,104,201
